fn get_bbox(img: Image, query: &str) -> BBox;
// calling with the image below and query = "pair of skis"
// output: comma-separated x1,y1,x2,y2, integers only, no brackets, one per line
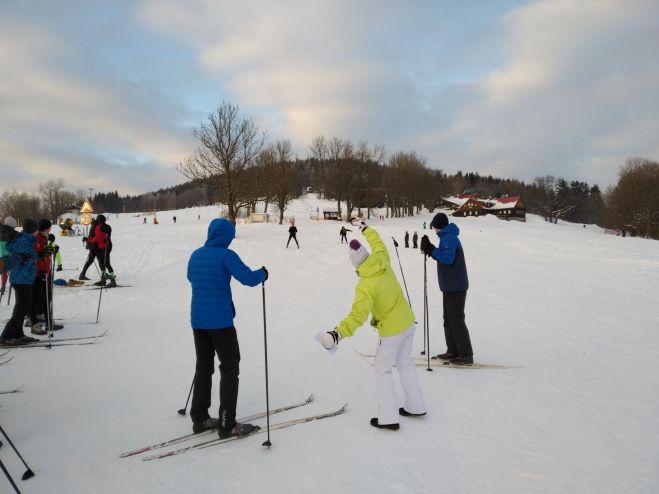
119,394,347,461
0,330,108,349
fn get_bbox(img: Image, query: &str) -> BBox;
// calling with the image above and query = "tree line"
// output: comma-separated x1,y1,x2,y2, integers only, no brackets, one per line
1,102,657,239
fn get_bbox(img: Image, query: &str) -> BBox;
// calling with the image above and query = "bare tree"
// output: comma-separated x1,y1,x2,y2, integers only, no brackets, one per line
177,101,266,223
261,140,300,224
39,178,68,220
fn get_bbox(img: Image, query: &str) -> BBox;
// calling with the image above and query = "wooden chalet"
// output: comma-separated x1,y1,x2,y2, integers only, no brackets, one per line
442,195,487,217
484,195,526,221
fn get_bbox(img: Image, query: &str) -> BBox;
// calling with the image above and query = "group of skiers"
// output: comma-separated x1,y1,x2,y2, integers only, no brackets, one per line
79,214,116,287
0,217,64,344
0,214,118,346
186,211,473,438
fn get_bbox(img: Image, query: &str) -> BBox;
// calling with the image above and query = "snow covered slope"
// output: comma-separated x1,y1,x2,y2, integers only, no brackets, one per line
1,196,658,493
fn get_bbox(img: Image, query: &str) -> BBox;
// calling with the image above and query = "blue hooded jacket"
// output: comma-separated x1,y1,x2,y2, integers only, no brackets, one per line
430,223,469,293
7,232,36,285
187,219,266,329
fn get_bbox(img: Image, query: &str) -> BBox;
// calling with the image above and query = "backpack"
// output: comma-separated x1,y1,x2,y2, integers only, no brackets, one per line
0,224,20,244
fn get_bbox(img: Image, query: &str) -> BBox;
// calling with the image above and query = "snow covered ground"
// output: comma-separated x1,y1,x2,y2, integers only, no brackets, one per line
1,194,658,494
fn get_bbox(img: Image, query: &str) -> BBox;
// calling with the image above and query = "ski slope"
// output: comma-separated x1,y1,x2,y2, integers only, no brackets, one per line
1,194,658,493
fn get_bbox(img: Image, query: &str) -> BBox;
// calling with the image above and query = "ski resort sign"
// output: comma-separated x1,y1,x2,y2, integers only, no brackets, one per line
80,198,94,225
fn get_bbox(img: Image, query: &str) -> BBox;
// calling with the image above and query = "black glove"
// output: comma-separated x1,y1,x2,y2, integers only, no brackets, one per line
392,237,399,248
261,266,268,281
420,235,436,257
82,237,88,244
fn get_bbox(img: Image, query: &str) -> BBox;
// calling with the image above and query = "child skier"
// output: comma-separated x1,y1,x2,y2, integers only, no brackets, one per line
319,218,426,430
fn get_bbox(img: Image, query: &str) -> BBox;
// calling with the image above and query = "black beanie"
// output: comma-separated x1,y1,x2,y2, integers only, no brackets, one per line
22,218,38,234
38,219,52,231
430,213,449,230
97,214,106,224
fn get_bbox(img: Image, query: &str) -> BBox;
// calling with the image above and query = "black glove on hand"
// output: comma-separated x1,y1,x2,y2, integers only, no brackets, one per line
420,235,436,257
261,266,268,281
392,237,399,248
82,237,88,244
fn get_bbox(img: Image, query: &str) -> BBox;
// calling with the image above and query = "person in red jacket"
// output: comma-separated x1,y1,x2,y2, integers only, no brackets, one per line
85,215,117,287
28,220,63,335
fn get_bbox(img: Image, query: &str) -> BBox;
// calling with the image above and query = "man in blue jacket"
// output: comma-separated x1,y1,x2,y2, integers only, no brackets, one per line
187,218,268,438
420,213,474,365
1,219,40,345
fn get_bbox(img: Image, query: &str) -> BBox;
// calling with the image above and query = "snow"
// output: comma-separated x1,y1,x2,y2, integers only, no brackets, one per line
1,195,658,493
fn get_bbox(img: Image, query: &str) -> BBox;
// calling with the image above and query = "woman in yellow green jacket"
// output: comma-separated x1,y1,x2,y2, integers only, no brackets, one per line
320,219,426,430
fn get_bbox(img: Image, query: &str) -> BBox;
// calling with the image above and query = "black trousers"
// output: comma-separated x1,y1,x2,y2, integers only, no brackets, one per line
29,276,50,324
98,247,113,274
442,291,473,357
1,284,32,340
340,234,347,244
80,250,97,275
286,234,299,248
190,328,241,426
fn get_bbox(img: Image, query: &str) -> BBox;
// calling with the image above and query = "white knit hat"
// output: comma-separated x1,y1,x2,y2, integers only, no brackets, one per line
349,239,370,268
3,216,17,228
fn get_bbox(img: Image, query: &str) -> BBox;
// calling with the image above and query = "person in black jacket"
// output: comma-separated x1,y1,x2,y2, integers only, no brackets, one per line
286,224,299,249
339,226,351,244
412,231,418,249
404,231,409,248
79,218,99,280
420,213,473,365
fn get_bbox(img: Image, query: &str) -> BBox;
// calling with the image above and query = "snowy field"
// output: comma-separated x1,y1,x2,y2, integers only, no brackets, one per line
1,194,658,494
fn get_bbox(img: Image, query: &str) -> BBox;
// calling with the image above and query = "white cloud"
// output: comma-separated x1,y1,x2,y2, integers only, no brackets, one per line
0,19,195,194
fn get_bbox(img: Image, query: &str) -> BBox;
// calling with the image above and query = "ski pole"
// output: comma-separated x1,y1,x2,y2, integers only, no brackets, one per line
177,376,194,416
95,245,109,324
391,237,412,307
261,282,272,449
6,284,11,305
424,255,431,371
0,424,35,480
0,457,22,494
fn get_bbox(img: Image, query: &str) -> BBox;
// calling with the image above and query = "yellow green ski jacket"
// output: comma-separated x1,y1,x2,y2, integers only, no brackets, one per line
336,227,415,339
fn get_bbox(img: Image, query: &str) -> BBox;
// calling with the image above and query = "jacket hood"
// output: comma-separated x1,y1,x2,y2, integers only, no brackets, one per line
438,223,460,237
205,218,235,248
356,251,386,278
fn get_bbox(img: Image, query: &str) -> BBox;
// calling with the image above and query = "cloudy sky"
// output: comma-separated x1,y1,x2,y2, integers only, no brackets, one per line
2,0,658,195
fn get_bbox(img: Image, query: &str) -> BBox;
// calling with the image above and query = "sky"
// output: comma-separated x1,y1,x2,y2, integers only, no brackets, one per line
1,0,658,195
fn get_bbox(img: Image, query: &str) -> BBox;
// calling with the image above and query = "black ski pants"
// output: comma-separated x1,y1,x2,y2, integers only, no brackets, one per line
29,276,51,324
190,327,241,426
98,247,114,274
80,249,97,276
1,284,32,340
340,234,347,244
286,234,299,248
442,291,473,358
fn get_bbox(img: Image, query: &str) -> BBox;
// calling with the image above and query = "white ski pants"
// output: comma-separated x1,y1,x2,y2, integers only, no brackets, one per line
374,324,426,425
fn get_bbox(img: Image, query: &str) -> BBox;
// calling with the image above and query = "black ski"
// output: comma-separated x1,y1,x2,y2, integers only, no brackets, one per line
87,284,132,290
0,385,23,394
0,331,108,349
143,403,347,461
119,394,314,458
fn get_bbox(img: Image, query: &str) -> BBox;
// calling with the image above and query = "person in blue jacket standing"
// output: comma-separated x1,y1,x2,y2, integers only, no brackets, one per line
187,218,268,439
420,213,474,365
1,219,39,345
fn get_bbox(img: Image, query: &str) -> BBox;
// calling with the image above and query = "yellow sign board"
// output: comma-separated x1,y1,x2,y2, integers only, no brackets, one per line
81,213,92,226
81,198,94,213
